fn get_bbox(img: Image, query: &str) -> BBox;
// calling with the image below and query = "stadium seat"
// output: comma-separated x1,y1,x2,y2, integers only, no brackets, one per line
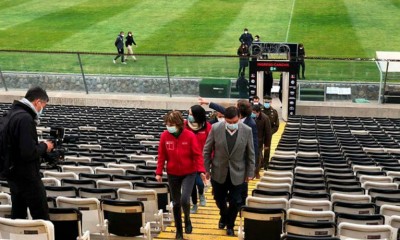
238,206,285,240
287,209,335,222
245,196,288,210
337,222,396,240
0,217,55,240
56,197,108,238
101,199,151,239
336,212,385,225
117,188,164,233
283,219,336,237
289,199,332,211
48,208,90,240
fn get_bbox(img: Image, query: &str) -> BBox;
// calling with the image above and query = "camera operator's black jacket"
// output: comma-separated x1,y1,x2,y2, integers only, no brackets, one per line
6,101,47,181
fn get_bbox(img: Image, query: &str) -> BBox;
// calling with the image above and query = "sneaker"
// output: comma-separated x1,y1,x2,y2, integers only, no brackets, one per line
190,204,198,214
113,59,116,64
122,61,127,64
199,194,206,206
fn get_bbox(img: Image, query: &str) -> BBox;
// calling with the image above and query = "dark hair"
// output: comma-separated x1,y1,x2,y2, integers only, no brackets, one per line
264,95,272,101
224,106,239,119
254,96,260,100
163,110,184,131
190,105,206,124
244,28,248,31
237,99,252,118
252,104,261,113
25,86,49,102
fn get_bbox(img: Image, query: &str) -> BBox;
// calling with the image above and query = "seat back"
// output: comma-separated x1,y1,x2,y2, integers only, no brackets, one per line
43,171,78,181
78,187,117,200
0,205,12,218
246,196,288,210
336,213,385,226
338,222,395,240
284,219,336,237
133,182,170,212
56,196,103,235
287,209,335,222
45,186,77,198
61,166,94,175
256,182,292,193
48,208,86,240
0,192,11,205
101,199,145,237
64,156,91,164
41,177,61,187
0,217,55,240
240,206,285,240
289,199,332,211
252,189,291,200
332,202,376,215
117,189,158,223
331,193,371,204
97,180,133,190
61,179,97,188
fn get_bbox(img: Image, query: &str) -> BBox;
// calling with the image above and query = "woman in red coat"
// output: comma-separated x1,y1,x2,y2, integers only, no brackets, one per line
156,110,205,240
184,105,211,214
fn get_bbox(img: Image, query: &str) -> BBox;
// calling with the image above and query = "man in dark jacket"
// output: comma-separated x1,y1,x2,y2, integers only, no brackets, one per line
113,31,126,64
238,28,253,47
262,96,279,168
252,104,272,176
6,86,54,220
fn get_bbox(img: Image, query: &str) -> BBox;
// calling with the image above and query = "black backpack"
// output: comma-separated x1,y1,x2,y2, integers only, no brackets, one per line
0,109,24,180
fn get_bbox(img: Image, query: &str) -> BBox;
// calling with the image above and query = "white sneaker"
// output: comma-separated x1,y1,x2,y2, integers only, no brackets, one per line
122,61,127,64
113,59,116,64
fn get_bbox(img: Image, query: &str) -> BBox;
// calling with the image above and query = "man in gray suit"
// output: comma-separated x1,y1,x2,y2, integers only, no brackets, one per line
203,106,255,236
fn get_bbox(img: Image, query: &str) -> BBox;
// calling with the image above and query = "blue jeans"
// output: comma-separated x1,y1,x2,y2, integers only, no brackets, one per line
191,173,204,205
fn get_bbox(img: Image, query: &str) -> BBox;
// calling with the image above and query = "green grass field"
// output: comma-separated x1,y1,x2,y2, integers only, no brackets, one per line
1,0,400,81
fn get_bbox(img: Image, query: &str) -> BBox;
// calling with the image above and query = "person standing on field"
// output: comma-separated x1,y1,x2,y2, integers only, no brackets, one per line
113,31,126,64
125,31,137,61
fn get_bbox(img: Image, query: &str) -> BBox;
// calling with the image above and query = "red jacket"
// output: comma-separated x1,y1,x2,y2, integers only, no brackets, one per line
156,128,205,176
184,121,212,149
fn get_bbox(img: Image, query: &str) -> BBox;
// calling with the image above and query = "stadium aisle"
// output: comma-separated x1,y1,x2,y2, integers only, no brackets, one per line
154,122,285,240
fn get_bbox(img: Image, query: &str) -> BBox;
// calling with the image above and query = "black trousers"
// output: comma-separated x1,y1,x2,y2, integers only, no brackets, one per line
114,48,125,62
212,171,244,229
8,179,49,220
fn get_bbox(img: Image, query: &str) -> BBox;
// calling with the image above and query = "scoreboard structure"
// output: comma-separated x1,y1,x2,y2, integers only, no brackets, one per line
248,42,299,121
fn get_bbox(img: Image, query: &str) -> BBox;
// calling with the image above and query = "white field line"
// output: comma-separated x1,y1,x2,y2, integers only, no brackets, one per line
285,0,296,42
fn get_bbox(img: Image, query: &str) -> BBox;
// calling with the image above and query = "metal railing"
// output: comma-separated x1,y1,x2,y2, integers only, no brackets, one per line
0,50,399,100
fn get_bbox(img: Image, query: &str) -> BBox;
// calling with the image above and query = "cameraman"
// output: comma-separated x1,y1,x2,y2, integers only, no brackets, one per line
6,86,54,220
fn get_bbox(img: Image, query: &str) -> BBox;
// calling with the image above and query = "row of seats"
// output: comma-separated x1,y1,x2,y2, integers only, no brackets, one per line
0,197,152,240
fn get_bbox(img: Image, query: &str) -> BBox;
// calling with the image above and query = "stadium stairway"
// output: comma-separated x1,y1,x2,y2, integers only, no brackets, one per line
153,122,285,240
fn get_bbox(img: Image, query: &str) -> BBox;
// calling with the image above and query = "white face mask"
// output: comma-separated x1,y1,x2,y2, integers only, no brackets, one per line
244,31,248,34
217,117,225,122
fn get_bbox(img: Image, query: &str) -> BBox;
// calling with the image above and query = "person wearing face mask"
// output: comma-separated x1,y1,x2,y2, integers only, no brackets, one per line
251,104,272,176
239,28,253,47
113,31,126,64
125,31,137,61
4,86,54,220
203,106,255,236
262,96,279,168
183,105,211,213
156,110,206,240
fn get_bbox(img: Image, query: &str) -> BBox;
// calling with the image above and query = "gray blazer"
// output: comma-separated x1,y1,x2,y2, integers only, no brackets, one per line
203,121,255,186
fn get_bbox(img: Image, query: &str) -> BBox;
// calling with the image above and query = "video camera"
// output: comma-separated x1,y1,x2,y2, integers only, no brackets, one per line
42,127,66,165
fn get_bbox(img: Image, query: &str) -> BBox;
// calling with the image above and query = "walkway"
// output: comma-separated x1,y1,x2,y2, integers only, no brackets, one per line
154,122,285,240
